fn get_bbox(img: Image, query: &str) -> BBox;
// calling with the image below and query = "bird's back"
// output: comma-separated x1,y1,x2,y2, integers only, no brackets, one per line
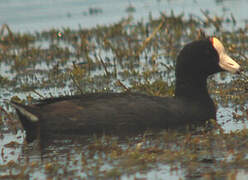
33,93,213,134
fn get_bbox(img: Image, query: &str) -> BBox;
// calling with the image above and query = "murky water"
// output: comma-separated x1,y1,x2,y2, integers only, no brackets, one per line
1,0,248,179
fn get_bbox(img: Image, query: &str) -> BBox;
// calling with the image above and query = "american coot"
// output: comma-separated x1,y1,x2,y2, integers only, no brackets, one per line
11,37,240,143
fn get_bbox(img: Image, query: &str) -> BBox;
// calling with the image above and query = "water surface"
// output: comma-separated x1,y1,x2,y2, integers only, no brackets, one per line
0,0,248,179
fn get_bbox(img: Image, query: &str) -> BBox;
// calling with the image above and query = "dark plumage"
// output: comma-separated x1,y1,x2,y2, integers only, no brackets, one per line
11,37,240,143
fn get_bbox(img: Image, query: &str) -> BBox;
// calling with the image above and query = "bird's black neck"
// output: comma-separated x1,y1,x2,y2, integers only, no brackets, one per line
175,75,211,100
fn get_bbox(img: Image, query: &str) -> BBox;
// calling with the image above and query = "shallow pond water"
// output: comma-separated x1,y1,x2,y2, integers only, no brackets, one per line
0,0,248,32
1,0,248,179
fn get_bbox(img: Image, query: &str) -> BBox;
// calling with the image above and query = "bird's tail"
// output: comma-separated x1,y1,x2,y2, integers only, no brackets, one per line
10,101,40,143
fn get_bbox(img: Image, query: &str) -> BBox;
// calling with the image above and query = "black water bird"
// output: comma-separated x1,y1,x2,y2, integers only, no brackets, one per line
11,37,241,143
